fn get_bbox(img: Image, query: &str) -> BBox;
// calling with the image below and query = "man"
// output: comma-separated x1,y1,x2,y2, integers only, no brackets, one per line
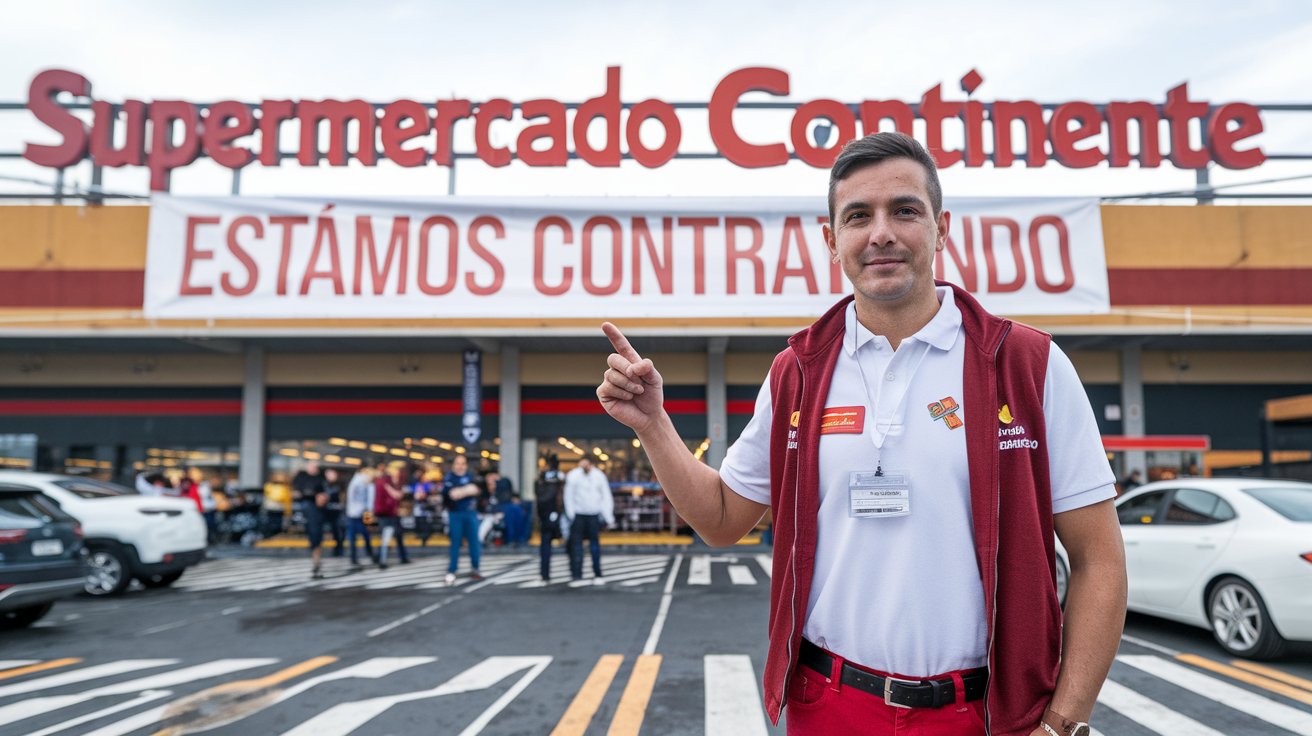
322,466,346,557
564,455,614,585
535,454,566,582
1120,469,1143,494
487,469,527,548
291,461,331,579
373,462,410,569
344,466,376,568
596,132,1126,736
442,454,484,586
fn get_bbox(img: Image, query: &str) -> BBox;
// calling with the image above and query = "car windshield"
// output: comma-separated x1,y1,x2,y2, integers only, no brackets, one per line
1243,486,1312,522
53,478,139,499
0,491,75,525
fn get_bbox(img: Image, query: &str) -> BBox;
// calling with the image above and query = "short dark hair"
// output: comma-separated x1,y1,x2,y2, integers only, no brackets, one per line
827,132,942,223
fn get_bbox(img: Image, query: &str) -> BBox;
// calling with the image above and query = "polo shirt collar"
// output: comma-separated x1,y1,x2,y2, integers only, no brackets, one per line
842,286,962,356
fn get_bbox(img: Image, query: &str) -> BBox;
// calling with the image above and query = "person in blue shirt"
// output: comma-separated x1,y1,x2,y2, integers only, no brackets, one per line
442,454,483,586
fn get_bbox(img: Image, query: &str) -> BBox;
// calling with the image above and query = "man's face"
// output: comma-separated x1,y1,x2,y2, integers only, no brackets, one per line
453,456,468,474
579,458,592,472
824,158,949,307
306,461,321,475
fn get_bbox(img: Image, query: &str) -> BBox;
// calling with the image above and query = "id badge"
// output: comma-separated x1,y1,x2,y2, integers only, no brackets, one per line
848,471,910,519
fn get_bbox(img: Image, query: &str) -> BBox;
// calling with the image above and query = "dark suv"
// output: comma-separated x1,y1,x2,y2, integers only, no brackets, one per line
0,484,87,628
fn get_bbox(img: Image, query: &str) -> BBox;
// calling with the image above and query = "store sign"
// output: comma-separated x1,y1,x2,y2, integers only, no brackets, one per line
24,67,1264,190
462,350,482,445
144,195,1109,318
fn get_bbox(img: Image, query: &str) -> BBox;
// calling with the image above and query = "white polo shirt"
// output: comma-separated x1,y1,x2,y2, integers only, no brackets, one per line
720,287,1115,677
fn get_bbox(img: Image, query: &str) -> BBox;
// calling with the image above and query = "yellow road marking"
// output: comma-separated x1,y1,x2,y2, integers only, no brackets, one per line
1177,654,1312,705
1229,659,1312,693
607,654,662,736
550,654,624,736
0,658,81,680
149,657,338,736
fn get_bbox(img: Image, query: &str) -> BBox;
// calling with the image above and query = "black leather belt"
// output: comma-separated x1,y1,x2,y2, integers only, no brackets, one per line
799,639,988,709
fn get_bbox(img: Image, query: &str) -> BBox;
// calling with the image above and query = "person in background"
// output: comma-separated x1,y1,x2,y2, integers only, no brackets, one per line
410,464,438,546
1120,469,1143,494
564,455,614,585
344,466,376,569
373,461,410,569
442,454,483,586
178,467,203,513
135,471,169,497
485,469,526,549
535,454,566,583
292,461,331,579
197,473,218,543
322,467,347,557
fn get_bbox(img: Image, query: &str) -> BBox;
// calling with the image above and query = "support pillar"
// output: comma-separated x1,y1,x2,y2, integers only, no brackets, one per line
500,345,522,494
1120,344,1146,479
706,337,729,469
238,345,266,489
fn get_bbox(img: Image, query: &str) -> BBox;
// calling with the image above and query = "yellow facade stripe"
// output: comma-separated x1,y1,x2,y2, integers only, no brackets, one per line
551,654,625,736
0,657,82,680
607,654,662,736
0,206,148,269
1229,659,1312,693
1176,653,1312,705
1102,205,1312,268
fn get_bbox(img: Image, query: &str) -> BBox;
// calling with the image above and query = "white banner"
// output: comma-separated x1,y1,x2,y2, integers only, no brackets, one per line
144,195,1108,319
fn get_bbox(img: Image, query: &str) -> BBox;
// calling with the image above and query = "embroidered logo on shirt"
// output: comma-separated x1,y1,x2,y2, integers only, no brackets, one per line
998,404,1014,425
820,406,865,435
927,396,963,429
790,411,800,428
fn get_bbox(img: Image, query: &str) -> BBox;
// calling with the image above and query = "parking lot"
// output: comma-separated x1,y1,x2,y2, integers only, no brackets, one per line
3,547,1311,736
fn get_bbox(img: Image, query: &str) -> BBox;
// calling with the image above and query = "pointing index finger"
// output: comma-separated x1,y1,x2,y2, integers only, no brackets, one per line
601,322,642,362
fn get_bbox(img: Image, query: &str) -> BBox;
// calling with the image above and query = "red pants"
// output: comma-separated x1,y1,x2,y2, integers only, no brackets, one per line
784,649,987,736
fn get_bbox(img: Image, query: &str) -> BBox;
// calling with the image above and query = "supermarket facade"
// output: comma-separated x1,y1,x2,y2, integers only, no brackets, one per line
2,67,1311,507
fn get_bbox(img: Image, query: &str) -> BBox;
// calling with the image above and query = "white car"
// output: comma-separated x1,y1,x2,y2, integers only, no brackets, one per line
0,471,207,596
1114,478,1312,659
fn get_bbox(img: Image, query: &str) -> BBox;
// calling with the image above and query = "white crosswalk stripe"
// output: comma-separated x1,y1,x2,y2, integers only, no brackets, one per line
1118,654,1312,734
173,555,530,592
1096,679,1225,735
1,651,1309,735
0,660,38,670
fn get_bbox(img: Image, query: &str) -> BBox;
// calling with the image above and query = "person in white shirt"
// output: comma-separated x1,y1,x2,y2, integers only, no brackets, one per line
344,468,377,568
564,456,614,584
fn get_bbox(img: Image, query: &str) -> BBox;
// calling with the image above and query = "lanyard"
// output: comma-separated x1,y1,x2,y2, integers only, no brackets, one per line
848,306,932,473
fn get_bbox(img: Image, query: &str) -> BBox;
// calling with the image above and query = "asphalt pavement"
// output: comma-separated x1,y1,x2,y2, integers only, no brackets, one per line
2,544,1310,735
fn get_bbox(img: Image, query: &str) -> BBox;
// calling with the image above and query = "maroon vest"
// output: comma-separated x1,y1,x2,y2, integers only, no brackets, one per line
762,283,1061,736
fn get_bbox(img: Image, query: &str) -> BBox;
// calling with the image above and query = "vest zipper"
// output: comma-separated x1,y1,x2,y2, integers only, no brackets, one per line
983,322,1011,735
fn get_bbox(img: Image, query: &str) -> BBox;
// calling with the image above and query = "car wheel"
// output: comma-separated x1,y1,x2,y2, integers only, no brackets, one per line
84,545,131,596
1055,554,1070,608
1208,576,1287,660
0,602,54,628
140,570,185,588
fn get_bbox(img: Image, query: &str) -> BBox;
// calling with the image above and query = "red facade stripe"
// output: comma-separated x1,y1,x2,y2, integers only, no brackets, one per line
265,399,501,415
1101,435,1210,451
728,399,756,414
1107,268,1312,306
0,399,240,416
0,270,145,308
520,398,706,414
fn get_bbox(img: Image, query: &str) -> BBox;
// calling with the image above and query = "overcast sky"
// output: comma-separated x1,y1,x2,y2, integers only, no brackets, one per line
3,0,1310,201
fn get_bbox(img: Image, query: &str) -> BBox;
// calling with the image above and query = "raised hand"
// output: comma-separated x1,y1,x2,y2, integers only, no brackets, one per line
597,322,665,433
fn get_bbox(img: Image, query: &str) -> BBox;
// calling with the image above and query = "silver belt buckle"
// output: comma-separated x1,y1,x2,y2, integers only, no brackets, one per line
883,676,920,709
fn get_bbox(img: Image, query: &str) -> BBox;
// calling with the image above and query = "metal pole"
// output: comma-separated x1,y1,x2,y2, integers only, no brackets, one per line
1195,166,1214,206
500,345,521,496
1120,345,1147,479
90,164,103,206
448,160,457,196
239,345,267,489
231,167,242,195
53,168,64,204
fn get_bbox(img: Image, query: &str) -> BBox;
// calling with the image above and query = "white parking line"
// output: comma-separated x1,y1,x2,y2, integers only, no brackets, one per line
704,655,769,736
754,554,772,579
642,554,684,656
1096,679,1223,736
0,659,277,725
1118,654,1312,735
367,597,460,638
0,659,177,697
688,555,712,585
727,565,757,585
